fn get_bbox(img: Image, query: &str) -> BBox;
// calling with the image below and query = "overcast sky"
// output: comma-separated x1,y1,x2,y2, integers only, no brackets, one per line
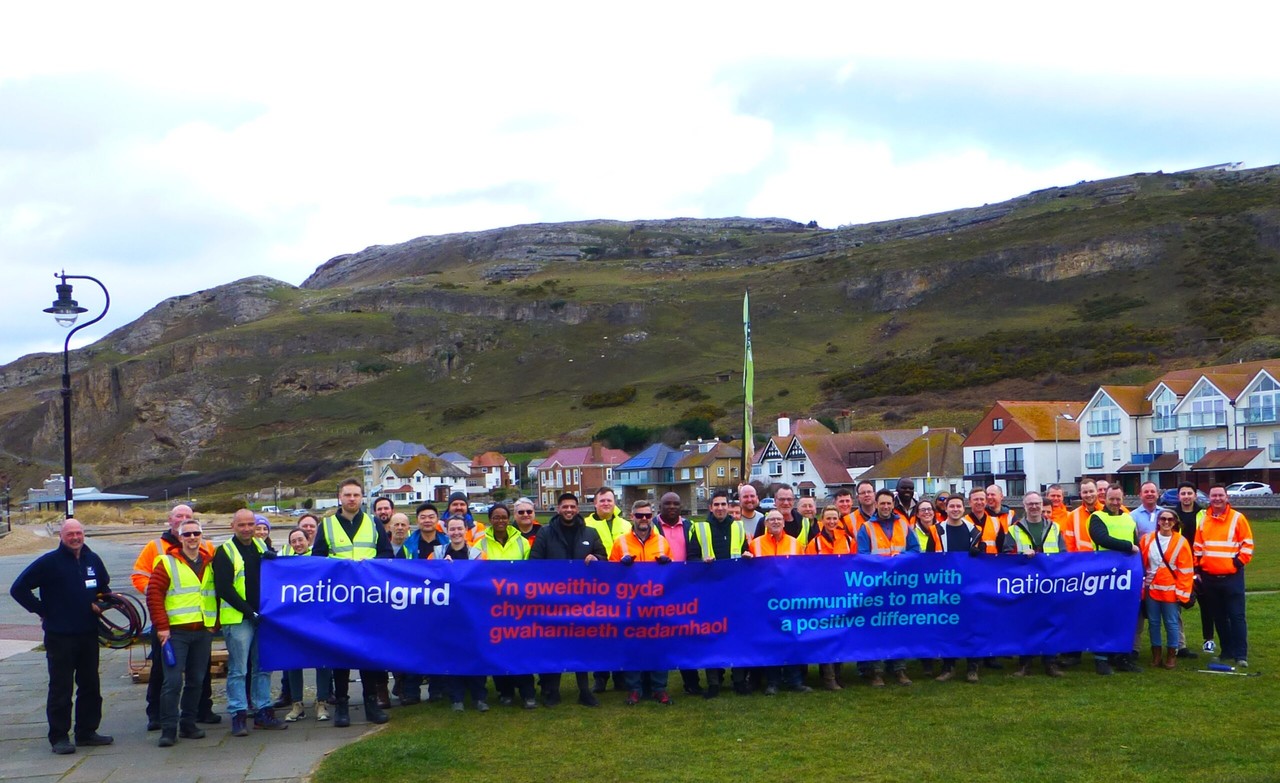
4,1,1278,365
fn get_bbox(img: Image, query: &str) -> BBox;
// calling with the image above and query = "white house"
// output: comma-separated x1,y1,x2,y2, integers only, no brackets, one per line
961,401,1085,495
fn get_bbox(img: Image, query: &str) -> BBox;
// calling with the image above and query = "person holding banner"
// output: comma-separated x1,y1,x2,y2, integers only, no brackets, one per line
926,496,983,682
1088,486,1143,674
611,499,675,705
807,505,853,690
1063,479,1101,553
687,490,751,699
583,488,630,694
737,484,766,536
312,479,393,726
856,490,920,686
512,498,543,544
747,510,812,695
529,492,608,707
1001,492,1066,678
407,503,445,560
477,504,538,709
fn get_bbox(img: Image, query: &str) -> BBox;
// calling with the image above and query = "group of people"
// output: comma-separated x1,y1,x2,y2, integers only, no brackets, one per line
9,474,1255,753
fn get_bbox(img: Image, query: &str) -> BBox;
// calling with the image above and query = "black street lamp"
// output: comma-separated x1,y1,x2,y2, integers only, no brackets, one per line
44,272,110,519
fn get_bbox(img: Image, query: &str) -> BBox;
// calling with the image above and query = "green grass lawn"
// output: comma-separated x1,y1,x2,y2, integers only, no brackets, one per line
313,521,1280,783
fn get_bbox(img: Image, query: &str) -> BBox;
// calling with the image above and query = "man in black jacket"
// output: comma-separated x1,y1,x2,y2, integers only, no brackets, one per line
529,492,607,707
10,519,114,755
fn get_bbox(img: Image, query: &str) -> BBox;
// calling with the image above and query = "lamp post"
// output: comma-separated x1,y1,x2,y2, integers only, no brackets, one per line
44,272,110,520
1054,412,1075,484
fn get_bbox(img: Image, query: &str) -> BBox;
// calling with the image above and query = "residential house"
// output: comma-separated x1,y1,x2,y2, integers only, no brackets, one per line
375,455,470,505
358,440,434,496
961,401,1086,496
537,443,631,509
750,417,920,500
615,443,698,511
860,427,966,496
471,451,518,493
1077,359,1280,491
677,439,743,501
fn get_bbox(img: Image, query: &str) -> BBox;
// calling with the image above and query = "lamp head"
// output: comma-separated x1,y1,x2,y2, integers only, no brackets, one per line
44,276,87,328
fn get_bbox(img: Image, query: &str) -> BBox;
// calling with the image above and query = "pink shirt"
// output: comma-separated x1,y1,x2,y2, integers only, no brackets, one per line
659,518,688,562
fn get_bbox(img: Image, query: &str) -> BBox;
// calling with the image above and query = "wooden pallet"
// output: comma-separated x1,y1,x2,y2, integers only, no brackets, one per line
130,646,231,683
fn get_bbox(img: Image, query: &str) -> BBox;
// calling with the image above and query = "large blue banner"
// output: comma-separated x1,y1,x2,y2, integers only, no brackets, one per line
258,554,1142,674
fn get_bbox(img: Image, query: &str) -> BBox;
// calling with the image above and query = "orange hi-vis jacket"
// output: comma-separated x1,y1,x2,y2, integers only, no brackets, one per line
1140,530,1194,603
1063,501,1102,552
1193,505,1254,575
610,530,672,562
926,520,977,552
964,513,1006,554
807,529,856,555
435,520,487,546
750,531,805,557
842,507,874,540
861,517,911,556
131,533,215,594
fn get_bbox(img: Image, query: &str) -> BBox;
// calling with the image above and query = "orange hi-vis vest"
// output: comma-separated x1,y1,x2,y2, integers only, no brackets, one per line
1140,530,1195,603
1048,504,1070,528
435,520,487,546
965,513,1006,555
750,532,805,557
1063,501,1102,552
132,534,215,594
927,520,976,552
610,530,671,562
1193,506,1254,575
843,507,874,540
807,529,855,555
862,518,910,556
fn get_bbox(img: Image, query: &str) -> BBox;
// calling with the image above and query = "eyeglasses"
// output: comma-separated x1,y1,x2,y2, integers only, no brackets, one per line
515,509,535,514
632,512,653,519
180,531,202,538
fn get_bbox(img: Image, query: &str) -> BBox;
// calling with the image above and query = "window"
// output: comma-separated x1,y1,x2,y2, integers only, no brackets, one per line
970,450,991,474
717,466,726,477
1153,388,1178,431
733,467,740,478
1002,447,1024,473
992,418,1004,431
1147,438,1164,454
1185,435,1206,464
768,461,783,476
695,467,704,479
1086,443,1104,470
1087,397,1121,436
1112,441,1121,460
606,468,614,481
791,460,806,474
1186,385,1226,428
1248,433,1259,448
1006,479,1026,497
681,469,690,480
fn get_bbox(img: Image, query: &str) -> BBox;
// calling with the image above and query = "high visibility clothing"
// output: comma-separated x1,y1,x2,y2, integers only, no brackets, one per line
842,508,874,540
749,532,805,557
927,520,977,552
281,545,312,557
910,523,930,551
434,519,488,546
861,517,910,556
477,529,530,560
1063,501,1102,552
610,530,672,562
1048,504,1070,528
968,513,1008,555
1006,520,1063,555
807,529,855,555
322,512,379,561
218,537,267,625
1193,505,1254,575
1140,531,1194,603
690,519,747,560
585,509,632,554
132,535,214,593
156,553,217,628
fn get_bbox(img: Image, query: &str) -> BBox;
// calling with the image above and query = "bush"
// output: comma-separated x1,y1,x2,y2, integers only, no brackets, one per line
594,424,657,451
442,405,483,422
655,384,709,402
582,386,637,409
680,403,727,422
357,421,384,434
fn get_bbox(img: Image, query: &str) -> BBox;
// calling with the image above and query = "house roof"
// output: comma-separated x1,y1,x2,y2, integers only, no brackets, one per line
803,432,890,487
472,451,509,468
364,440,433,461
438,451,471,464
542,444,631,470
619,443,686,471
385,455,470,479
1117,453,1184,473
861,430,965,481
674,441,741,468
1002,400,1086,441
1191,448,1265,470
1098,385,1150,416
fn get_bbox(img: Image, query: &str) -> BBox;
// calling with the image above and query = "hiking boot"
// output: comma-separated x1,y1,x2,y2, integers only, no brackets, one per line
896,671,913,686
1045,662,1064,678
75,732,113,746
364,697,389,724
870,674,885,687
254,708,288,730
178,724,205,739
935,668,954,682
820,664,842,691
1094,658,1114,676
1164,650,1178,670
578,691,600,708
157,730,176,748
231,711,249,737
284,702,305,722
333,700,350,728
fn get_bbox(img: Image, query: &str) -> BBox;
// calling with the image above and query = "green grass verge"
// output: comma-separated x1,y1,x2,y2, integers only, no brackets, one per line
313,522,1279,783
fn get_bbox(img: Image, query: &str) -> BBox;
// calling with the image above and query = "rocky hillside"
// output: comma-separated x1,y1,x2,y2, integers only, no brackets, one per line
2,165,1279,497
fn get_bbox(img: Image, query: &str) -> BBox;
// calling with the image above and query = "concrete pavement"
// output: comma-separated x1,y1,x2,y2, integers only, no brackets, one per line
0,528,379,783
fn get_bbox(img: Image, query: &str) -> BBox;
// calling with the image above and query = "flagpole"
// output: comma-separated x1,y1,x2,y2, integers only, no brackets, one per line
741,290,754,485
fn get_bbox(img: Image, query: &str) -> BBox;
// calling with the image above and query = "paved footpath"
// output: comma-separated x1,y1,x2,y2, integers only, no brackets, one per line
0,530,378,783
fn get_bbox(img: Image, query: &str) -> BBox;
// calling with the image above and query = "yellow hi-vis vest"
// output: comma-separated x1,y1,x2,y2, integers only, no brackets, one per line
218,537,267,625
1006,520,1062,554
321,512,378,561
477,529,530,560
690,519,747,560
157,554,217,628
1090,510,1136,551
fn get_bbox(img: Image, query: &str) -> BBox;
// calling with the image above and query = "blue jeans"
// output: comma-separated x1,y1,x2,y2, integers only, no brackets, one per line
223,621,271,715
160,628,212,731
286,668,332,704
1145,598,1181,648
624,670,670,693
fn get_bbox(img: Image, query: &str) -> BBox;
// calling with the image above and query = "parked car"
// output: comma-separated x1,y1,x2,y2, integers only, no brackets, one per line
1225,481,1274,496
469,501,490,515
1158,488,1209,508
260,505,280,513
289,508,308,517
758,497,776,510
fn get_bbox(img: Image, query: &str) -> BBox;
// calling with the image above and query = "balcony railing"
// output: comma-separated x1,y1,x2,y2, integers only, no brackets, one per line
1180,411,1226,429
964,463,993,476
1238,406,1279,425
1152,414,1178,432
1086,419,1122,437
1184,447,1207,464
1085,453,1105,470
1128,452,1160,465
997,461,1025,474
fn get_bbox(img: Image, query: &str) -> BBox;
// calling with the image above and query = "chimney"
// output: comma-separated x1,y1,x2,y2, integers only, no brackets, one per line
777,415,791,437
589,441,602,463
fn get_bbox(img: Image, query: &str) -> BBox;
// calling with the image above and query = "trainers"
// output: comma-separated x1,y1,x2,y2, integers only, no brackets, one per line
523,698,538,710
157,731,176,748
655,690,672,705
254,708,288,730
284,702,305,722
1203,640,1217,654
51,739,76,755
499,696,513,707
1094,659,1114,676
896,671,913,686
178,725,205,739
1177,648,1199,659
231,711,249,737
1237,659,1249,668
315,703,330,722
452,702,464,712
763,685,778,696
965,670,980,684
787,683,814,693
578,692,600,708
625,691,641,706
195,711,222,724
935,669,954,682
75,732,114,746
476,701,490,713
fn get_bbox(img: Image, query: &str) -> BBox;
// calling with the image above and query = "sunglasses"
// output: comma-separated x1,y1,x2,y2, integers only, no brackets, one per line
1159,516,1177,522
180,531,203,538
515,509,535,514
632,512,654,519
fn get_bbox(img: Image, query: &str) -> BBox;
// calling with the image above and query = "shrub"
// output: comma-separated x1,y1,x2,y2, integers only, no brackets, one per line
442,405,483,422
582,386,637,409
